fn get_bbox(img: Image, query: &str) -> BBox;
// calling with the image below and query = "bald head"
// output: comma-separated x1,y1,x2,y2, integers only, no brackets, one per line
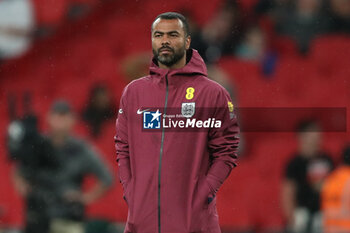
151,12,190,37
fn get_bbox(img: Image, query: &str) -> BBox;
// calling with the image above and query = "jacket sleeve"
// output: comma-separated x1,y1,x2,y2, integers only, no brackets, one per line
114,86,131,194
206,87,240,197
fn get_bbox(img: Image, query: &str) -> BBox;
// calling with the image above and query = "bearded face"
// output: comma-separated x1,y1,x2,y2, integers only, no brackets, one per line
152,42,186,67
151,18,190,68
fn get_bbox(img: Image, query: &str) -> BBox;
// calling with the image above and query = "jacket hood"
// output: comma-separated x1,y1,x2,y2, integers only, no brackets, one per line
149,48,207,78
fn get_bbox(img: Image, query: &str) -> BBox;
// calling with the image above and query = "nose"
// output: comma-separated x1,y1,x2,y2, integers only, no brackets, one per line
161,35,170,46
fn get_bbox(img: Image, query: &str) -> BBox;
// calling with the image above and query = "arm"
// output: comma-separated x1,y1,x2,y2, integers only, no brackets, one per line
84,146,113,204
114,87,132,197
206,88,240,197
65,145,114,205
281,179,296,225
12,166,31,197
81,180,110,205
64,180,110,205
282,160,298,225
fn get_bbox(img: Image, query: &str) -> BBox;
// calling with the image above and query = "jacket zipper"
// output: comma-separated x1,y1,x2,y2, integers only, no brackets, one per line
158,74,168,233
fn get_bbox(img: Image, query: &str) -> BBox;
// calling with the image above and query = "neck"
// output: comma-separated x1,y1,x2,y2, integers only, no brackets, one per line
50,133,68,147
159,53,187,70
300,146,318,158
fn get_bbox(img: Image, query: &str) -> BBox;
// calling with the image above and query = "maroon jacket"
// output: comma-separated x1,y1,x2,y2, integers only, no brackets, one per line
115,49,240,233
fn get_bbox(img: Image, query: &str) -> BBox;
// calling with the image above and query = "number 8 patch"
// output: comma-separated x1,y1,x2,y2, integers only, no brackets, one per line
186,87,195,100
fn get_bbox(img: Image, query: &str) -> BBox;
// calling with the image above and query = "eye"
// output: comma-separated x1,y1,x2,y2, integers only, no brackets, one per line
154,34,162,38
170,34,179,37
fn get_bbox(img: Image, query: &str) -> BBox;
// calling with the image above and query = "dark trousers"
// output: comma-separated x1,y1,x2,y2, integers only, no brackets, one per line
24,194,50,233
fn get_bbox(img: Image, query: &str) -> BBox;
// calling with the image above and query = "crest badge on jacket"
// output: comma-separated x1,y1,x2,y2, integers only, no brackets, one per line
181,102,195,118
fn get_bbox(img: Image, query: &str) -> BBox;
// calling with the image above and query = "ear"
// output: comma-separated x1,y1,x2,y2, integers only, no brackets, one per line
185,36,191,50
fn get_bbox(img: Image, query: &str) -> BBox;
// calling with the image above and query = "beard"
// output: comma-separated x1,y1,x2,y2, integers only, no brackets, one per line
153,43,186,67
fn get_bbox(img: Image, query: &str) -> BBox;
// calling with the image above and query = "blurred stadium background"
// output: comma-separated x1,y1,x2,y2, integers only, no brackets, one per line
0,0,349,232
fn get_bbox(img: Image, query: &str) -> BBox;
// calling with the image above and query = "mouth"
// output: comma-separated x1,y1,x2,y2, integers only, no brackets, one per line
159,48,173,54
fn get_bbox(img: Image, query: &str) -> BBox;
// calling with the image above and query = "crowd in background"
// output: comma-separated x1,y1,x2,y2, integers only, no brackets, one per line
0,0,350,233
0,0,111,61
1,0,350,62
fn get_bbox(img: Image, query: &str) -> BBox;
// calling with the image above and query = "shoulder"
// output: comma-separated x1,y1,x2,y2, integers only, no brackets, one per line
196,75,230,98
318,152,334,167
66,136,91,152
119,76,152,102
68,136,101,159
285,155,306,178
286,154,304,168
66,135,84,146
197,75,225,90
123,75,152,93
318,152,333,160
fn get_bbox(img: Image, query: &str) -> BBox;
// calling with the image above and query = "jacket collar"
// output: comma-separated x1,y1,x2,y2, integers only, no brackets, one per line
149,49,207,86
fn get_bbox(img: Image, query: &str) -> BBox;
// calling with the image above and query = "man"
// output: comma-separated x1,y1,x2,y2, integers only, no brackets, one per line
322,144,350,233
282,120,333,233
13,100,113,233
114,12,240,233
